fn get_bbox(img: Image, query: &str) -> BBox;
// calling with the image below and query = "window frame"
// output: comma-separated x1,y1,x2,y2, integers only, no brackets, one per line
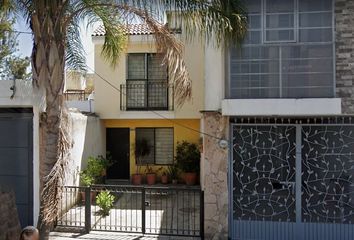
135,127,174,165
226,0,335,99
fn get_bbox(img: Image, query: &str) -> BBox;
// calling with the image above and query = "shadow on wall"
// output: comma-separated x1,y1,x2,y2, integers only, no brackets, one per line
64,111,105,186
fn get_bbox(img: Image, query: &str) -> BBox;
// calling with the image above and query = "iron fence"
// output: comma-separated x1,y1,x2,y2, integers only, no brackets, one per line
56,185,204,238
120,81,174,111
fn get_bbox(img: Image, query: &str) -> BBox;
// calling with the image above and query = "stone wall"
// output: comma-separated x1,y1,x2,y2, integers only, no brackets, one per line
0,189,21,240
201,112,229,239
336,0,354,113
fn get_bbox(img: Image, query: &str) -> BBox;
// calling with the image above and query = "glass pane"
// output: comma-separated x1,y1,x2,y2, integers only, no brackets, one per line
302,126,354,223
148,54,167,80
299,0,332,12
266,0,294,13
128,54,145,79
243,31,261,45
266,13,294,28
242,0,262,14
266,29,294,41
299,12,332,28
136,128,155,164
299,28,332,43
232,125,296,221
281,45,333,59
248,14,261,29
126,80,147,109
155,128,174,164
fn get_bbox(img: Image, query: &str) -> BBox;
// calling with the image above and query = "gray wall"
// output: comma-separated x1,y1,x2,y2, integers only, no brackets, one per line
336,0,354,113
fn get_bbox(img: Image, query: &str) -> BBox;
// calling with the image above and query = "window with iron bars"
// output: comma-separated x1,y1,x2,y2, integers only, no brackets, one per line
124,53,171,110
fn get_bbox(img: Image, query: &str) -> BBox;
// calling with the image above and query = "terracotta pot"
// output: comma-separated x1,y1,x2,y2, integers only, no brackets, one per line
101,169,107,177
132,174,143,185
184,172,197,186
81,191,96,203
161,175,168,184
146,173,156,185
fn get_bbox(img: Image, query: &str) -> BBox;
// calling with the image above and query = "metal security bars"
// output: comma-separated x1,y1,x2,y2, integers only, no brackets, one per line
120,81,174,111
56,185,204,238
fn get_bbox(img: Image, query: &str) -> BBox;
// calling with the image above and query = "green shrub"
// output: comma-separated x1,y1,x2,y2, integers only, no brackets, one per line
175,141,200,173
80,171,94,186
96,190,115,216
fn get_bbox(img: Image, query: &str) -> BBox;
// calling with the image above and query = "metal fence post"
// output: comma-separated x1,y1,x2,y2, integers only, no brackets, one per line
142,188,146,234
200,190,204,239
85,186,91,233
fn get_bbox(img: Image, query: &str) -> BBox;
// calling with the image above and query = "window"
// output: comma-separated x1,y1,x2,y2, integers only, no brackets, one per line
135,128,174,165
229,0,334,99
126,53,169,110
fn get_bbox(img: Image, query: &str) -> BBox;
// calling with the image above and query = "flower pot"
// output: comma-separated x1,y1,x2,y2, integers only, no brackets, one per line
161,175,168,184
184,172,197,185
81,190,96,203
132,174,143,185
146,173,156,185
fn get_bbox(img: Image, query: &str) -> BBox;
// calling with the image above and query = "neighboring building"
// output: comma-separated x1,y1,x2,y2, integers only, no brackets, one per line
201,0,354,239
92,23,204,181
64,70,95,112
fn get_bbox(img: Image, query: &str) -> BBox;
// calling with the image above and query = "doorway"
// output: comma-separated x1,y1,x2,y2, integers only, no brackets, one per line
106,128,130,180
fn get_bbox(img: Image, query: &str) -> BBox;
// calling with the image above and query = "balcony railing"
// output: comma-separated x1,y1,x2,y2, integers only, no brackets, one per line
64,89,87,101
120,81,174,111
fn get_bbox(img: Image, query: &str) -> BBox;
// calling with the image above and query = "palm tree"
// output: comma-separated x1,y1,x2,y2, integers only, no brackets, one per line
7,0,247,238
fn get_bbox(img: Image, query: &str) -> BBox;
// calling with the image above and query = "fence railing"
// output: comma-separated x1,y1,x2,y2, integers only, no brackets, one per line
56,185,204,238
64,89,87,101
120,81,174,111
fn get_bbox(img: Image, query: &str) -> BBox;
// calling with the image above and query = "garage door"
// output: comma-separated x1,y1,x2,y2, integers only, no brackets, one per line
230,117,354,240
0,110,33,227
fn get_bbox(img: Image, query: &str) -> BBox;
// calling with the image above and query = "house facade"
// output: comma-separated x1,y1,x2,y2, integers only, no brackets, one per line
92,24,204,181
201,0,354,239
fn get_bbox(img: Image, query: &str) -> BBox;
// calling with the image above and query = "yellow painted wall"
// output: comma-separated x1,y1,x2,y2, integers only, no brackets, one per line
104,119,200,177
93,31,205,119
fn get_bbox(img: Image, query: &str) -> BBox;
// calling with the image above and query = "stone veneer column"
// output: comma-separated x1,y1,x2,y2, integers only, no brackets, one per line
336,0,354,113
201,111,229,239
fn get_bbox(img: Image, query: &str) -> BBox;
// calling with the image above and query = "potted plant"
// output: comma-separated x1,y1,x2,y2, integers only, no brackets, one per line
161,171,168,184
79,170,95,202
96,190,115,216
176,141,200,185
145,164,157,185
167,163,179,184
133,138,151,185
98,152,112,178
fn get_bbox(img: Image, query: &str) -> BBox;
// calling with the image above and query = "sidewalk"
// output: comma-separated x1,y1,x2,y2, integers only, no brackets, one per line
49,231,199,240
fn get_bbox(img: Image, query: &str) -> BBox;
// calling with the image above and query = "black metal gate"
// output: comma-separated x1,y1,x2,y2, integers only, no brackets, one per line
57,185,204,238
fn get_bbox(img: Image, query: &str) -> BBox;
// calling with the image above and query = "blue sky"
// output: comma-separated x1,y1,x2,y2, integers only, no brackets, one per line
15,17,95,72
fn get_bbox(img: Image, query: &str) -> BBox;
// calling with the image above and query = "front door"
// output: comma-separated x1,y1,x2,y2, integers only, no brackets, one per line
106,128,130,180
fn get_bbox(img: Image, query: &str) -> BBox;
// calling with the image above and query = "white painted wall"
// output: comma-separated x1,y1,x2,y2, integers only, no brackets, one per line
222,98,342,116
204,43,224,111
63,111,105,186
66,100,94,113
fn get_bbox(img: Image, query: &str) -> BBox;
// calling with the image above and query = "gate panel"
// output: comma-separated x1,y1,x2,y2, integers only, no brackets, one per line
231,123,354,240
232,125,297,240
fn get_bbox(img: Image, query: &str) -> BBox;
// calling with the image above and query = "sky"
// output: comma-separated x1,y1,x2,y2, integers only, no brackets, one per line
15,17,95,72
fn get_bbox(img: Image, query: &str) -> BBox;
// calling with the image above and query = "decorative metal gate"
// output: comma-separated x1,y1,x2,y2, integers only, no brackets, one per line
230,117,354,240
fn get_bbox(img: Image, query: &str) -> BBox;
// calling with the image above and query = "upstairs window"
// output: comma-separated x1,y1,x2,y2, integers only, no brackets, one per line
125,53,169,110
228,0,334,99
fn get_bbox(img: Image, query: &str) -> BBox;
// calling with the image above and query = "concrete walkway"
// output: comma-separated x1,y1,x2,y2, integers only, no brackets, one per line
49,231,199,240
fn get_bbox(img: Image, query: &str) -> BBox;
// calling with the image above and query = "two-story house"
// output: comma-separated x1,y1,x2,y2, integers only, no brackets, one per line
201,0,354,239
92,23,204,182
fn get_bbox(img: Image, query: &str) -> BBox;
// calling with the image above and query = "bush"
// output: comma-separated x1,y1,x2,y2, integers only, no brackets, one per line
175,141,200,173
96,190,115,216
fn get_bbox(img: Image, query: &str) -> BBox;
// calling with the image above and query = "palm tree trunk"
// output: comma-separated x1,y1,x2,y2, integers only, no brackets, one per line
30,10,67,239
